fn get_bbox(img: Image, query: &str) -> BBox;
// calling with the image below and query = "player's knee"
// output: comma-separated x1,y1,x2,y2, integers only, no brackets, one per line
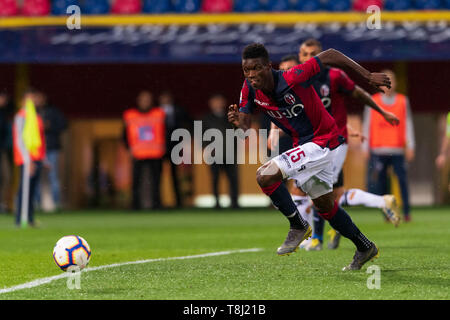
256,162,279,188
256,167,270,188
313,193,335,214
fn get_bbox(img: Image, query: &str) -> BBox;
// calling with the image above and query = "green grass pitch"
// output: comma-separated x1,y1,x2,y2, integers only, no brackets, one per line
0,207,449,300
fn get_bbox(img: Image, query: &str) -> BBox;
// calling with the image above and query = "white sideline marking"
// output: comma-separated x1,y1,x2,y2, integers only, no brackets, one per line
0,248,263,295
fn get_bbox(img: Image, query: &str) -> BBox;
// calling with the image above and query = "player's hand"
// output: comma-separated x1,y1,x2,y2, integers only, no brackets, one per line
368,73,391,93
383,111,400,126
227,104,240,128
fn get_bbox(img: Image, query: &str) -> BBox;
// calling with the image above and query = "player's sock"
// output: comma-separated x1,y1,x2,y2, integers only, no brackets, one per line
339,188,385,209
319,201,373,252
292,195,312,226
262,181,309,230
312,208,324,242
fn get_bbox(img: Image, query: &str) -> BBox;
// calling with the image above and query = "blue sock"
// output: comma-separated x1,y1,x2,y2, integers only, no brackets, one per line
262,181,309,230
312,208,324,242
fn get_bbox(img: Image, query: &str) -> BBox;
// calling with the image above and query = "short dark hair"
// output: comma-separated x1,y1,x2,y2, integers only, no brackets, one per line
281,54,300,64
301,38,323,51
242,43,270,64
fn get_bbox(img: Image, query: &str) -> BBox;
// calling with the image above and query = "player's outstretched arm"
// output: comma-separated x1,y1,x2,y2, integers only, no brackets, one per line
352,85,400,126
317,49,391,94
228,104,251,131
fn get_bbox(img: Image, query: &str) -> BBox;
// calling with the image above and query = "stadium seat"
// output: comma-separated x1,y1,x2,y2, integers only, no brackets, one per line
445,0,450,9
295,0,321,12
111,0,142,14
384,0,412,11
22,0,51,16
143,0,172,13
234,0,261,12
201,0,232,13
266,0,291,12
172,0,201,13
415,0,441,10
325,0,351,11
52,0,80,15
0,0,19,16
353,0,383,11
81,0,110,14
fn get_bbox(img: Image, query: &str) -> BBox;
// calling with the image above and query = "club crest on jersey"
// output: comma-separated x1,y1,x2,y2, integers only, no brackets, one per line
320,84,330,97
284,93,296,105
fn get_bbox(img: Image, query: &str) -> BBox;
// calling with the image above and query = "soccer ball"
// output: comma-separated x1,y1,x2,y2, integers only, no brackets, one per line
53,235,91,271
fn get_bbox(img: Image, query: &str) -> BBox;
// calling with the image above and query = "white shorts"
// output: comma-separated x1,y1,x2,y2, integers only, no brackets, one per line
272,142,344,199
331,143,348,184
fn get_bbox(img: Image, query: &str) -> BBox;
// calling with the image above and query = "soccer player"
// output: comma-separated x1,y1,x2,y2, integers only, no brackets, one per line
270,45,401,252
228,43,391,270
286,39,401,251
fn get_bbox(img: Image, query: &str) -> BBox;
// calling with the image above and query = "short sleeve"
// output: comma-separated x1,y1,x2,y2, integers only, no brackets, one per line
283,56,324,87
238,80,256,114
335,69,355,94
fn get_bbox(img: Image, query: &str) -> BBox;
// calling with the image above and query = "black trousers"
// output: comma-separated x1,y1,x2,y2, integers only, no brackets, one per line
210,163,239,208
132,158,162,210
165,154,183,208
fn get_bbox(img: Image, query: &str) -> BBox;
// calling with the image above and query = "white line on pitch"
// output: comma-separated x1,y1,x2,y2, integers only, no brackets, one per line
0,248,263,295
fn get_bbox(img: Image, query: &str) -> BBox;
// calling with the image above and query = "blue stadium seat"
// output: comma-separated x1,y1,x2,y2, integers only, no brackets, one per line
295,0,321,12
445,0,450,9
52,0,80,15
415,0,441,10
81,0,110,14
266,0,291,12
384,0,412,11
172,0,200,13
325,0,351,12
234,0,261,12
143,0,171,13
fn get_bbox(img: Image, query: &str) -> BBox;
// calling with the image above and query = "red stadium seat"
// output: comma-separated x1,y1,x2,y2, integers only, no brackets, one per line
0,0,19,16
22,0,51,16
111,0,142,14
353,0,384,11
201,0,232,13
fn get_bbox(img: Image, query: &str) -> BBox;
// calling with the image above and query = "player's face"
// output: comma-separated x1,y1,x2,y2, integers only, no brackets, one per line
298,44,321,64
242,58,271,90
279,60,298,71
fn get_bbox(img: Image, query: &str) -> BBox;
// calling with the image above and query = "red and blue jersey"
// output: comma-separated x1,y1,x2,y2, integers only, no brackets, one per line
239,56,341,149
311,67,355,140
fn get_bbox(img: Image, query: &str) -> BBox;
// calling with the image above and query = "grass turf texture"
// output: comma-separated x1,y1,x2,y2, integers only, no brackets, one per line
0,207,449,300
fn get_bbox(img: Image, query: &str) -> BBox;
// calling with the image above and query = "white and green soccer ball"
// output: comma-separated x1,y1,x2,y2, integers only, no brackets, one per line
53,235,91,271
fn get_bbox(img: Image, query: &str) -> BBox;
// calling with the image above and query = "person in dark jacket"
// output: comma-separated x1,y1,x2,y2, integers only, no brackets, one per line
159,91,192,208
0,90,14,213
202,93,239,209
35,91,67,210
